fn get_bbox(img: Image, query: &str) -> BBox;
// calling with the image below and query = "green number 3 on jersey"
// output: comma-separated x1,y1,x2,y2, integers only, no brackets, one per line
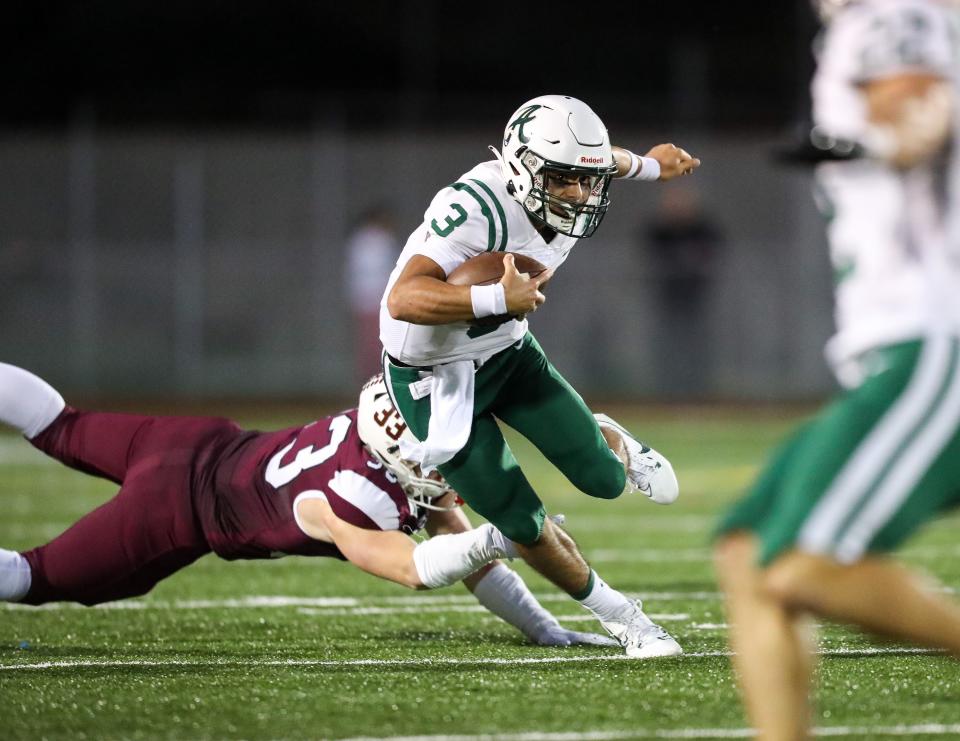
431,203,468,237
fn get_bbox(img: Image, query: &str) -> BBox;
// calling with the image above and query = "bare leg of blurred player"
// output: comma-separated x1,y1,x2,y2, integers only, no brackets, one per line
715,533,815,741
764,549,960,655
717,532,960,740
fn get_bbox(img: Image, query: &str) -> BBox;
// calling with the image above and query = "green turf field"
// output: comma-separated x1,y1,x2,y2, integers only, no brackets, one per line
3,406,960,740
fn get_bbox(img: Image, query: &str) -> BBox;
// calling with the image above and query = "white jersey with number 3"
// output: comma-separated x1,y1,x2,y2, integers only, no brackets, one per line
812,0,960,384
380,160,577,366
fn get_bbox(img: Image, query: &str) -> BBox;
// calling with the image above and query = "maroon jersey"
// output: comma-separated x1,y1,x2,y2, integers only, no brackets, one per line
201,409,424,560
21,406,425,606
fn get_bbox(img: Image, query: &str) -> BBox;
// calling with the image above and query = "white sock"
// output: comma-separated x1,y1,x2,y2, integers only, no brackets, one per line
578,571,634,622
471,563,557,641
0,549,32,602
412,523,510,589
0,363,65,438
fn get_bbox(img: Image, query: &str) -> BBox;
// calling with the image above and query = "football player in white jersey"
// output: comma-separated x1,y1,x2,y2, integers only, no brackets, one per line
715,1,960,737
379,94,700,658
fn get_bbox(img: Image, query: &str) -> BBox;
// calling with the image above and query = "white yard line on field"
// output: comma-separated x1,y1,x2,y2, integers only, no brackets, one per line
2,594,692,623
1,593,721,611
588,544,960,563
0,646,943,673
2,596,361,611
6,532,959,566
555,613,690,623
588,549,710,563
333,725,960,740
554,514,717,533
294,606,690,622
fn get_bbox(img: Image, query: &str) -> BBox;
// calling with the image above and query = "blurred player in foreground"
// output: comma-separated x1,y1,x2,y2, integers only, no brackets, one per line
715,0,960,737
0,363,616,649
381,94,699,658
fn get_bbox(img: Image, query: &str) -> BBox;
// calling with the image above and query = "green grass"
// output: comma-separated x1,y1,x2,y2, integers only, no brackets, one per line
3,406,960,740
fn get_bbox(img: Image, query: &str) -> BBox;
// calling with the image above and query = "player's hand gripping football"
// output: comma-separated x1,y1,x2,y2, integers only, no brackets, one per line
500,253,553,317
646,143,701,180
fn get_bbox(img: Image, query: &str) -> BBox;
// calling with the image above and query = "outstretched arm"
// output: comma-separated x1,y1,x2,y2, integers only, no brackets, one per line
297,496,423,587
296,495,509,590
612,144,701,181
300,495,614,646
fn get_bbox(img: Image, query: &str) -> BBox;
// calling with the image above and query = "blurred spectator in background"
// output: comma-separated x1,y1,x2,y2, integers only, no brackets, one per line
345,205,401,379
643,185,723,398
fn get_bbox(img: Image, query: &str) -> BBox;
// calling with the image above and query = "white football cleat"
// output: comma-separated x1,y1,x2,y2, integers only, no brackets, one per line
594,413,679,505
600,600,683,659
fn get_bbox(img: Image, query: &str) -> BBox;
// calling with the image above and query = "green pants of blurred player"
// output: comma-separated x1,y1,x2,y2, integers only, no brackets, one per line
717,338,960,563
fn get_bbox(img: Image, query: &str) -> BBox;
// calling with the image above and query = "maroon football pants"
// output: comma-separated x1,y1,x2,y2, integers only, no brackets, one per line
20,407,241,605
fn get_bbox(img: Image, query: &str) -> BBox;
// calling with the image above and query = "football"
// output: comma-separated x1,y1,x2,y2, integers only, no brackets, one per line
446,252,548,287
446,252,549,327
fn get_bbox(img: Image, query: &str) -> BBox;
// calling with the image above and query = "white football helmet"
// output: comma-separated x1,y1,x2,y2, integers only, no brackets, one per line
495,94,616,238
356,375,457,514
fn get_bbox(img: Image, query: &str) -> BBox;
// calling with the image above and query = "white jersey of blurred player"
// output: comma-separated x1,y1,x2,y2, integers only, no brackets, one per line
380,161,578,365
813,0,960,385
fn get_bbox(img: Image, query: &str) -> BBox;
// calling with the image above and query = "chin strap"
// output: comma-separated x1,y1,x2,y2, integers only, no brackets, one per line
489,145,517,197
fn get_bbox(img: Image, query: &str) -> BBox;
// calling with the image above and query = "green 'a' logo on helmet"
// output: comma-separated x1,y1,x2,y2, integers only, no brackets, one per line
508,105,542,145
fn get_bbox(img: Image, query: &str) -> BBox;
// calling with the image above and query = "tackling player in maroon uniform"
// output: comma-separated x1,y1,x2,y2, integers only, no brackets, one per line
0,363,614,648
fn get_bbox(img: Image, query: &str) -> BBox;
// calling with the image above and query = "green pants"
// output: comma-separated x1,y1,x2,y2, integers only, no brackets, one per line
717,338,960,565
385,334,626,544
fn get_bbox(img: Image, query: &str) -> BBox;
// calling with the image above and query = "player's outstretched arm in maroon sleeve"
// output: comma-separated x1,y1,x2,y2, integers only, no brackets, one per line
297,496,423,588
296,495,509,590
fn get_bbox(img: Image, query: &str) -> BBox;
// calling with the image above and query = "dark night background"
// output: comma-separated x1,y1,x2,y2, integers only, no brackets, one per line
1,0,838,401
4,1,819,131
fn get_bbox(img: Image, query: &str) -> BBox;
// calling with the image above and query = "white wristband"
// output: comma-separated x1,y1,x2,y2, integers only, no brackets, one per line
412,523,509,589
635,156,661,181
470,283,507,319
621,151,660,182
